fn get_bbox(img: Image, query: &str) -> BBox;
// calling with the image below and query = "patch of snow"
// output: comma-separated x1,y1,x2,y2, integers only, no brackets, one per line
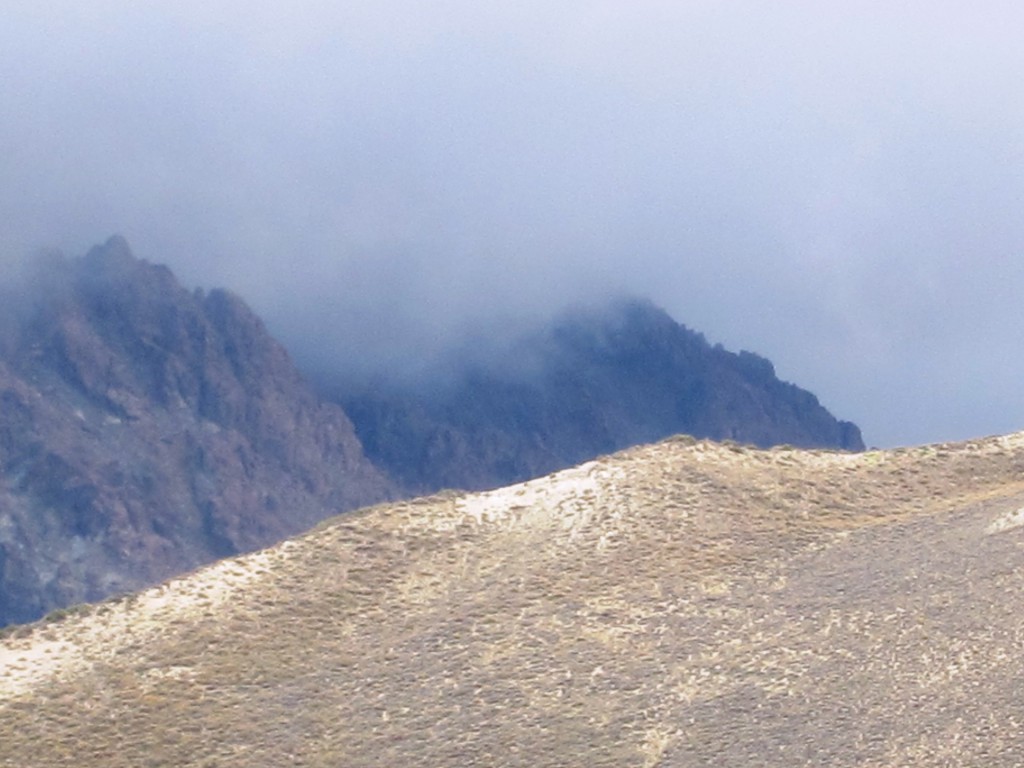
455,460,618,537
986,506,1024,535
0,550,273,699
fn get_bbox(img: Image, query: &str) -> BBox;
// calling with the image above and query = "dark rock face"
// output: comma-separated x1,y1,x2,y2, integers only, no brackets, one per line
0,236,392,626
334,299,864,494
0,237,863,626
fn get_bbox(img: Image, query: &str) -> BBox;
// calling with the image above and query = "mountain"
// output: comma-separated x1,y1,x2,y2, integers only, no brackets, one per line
4,433,1024,766
0,237,863,626
0,236,392,626
328,298,864,494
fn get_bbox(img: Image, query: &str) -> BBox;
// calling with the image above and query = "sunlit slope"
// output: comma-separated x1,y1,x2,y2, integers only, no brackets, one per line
4,434,1024,766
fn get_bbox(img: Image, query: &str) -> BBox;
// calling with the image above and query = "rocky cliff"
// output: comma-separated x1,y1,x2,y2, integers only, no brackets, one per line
0,236,392,625
332,299,864,494
0,238,864,626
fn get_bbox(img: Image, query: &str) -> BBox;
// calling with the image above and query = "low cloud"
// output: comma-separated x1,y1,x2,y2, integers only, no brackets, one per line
2,2,1024,446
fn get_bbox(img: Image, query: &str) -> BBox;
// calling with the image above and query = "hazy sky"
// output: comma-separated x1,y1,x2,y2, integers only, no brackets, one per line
3,2,1024,447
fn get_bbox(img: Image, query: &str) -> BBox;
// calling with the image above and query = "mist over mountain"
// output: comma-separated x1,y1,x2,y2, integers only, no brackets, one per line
0,237,391,626
0,237,863,625
6,4,1024,447
321,298,864,494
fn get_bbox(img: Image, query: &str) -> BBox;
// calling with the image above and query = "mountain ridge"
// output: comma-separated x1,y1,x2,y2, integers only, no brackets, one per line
3,431,1024,765
0,236,862,625
0,236,392,625
330,296,863,494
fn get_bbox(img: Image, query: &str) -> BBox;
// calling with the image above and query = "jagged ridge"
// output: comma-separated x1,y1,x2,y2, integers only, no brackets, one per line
0,236,392,625
332,298,864,493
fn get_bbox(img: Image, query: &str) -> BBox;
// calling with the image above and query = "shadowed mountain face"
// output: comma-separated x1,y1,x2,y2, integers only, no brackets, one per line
0,237,392,626
0,237,862,626
4,434,1024,766
330,299,864,494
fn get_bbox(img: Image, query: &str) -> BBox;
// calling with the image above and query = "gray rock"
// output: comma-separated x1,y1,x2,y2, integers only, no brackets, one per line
0,236,393,625
332,298,864,494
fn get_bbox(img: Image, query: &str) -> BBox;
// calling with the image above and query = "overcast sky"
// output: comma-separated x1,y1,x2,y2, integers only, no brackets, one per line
3,2,1023,447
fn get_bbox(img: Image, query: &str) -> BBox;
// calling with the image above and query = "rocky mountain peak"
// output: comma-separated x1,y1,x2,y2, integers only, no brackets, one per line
1,238,865,626
0,237,392,625
328,297,864,495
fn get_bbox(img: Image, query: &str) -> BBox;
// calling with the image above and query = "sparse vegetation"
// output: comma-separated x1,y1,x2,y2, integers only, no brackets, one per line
39,603,94,626
4,433,1024,766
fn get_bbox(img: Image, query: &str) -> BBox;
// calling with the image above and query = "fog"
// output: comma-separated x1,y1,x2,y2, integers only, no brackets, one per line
3,1,1024,447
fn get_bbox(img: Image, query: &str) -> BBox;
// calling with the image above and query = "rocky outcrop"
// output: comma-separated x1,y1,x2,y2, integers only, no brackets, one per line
0,238,864,626
332,299,864,494
0,236,392,625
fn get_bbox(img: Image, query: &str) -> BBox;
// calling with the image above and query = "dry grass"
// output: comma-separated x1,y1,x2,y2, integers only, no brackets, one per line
5,432,1024,766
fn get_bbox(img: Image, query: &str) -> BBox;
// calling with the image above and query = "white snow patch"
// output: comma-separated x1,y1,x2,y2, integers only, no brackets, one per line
0,550,273,698
0,639,76,697
456,460,619,538
986,506,1024,535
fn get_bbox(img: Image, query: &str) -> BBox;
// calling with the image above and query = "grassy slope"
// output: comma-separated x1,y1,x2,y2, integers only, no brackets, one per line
3,434,1024,766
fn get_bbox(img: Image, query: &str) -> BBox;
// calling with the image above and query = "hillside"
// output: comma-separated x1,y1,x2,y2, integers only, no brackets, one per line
0,238,865,626
0,236,392,625
330,298,863,494
3,432,1024,766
